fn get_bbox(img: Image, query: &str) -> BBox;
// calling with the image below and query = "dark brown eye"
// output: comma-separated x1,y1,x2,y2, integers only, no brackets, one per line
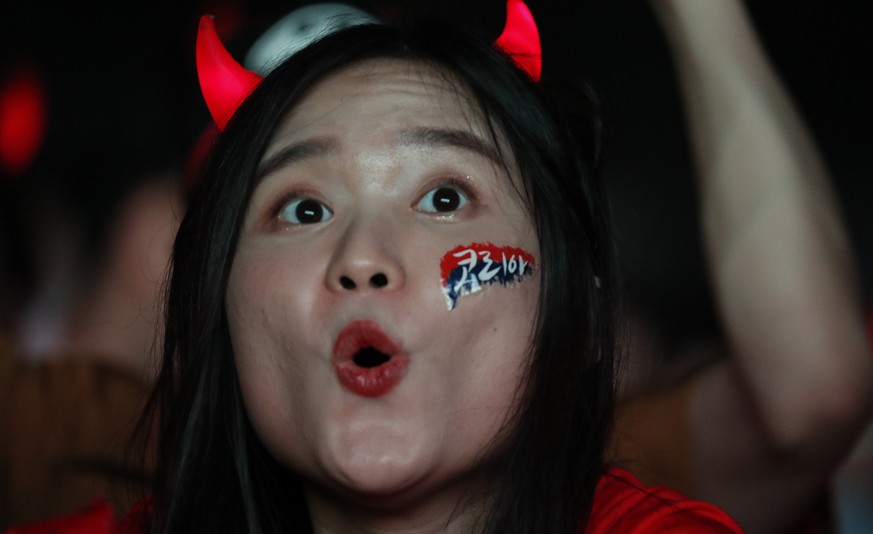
417,186,468,213
279,197,333,224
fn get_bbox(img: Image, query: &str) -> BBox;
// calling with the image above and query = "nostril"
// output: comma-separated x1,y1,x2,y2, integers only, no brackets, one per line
370,273,388,288
340,276,356,290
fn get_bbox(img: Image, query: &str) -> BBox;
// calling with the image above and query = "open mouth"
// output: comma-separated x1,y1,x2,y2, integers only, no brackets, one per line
332,320,409,397
352,346,392,368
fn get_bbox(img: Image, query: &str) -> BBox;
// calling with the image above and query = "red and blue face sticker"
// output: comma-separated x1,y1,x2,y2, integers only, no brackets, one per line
440,242,537,310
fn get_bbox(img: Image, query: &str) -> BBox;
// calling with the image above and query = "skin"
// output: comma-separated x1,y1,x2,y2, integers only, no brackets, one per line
225,59,540,533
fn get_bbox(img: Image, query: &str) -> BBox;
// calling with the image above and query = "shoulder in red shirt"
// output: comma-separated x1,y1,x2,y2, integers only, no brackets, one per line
583,467,745,533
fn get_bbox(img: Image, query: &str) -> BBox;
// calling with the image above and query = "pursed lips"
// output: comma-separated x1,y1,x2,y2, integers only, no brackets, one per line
332,320,409,397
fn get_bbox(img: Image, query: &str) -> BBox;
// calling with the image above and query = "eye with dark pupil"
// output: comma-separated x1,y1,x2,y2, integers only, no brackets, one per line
433,187,461,212
296,199,323,223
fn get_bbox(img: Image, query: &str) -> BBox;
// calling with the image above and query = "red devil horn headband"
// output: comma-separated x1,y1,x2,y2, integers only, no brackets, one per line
196,16,263,130
494,0,542,82
196,1,541,130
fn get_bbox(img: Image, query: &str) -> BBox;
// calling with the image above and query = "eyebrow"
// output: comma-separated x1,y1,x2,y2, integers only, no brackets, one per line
398,127,503,165
255,137,338,183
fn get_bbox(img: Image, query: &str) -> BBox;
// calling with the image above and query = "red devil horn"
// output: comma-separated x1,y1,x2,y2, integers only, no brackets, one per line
494,0,542,82
196,15,263,130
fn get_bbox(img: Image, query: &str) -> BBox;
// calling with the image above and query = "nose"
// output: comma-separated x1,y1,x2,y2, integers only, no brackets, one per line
326,217,405,293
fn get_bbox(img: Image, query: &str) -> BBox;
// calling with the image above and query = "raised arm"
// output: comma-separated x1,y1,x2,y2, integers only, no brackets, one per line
640,0,872,531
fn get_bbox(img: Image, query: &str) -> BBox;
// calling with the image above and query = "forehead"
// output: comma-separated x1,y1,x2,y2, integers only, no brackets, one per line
265,58,496,156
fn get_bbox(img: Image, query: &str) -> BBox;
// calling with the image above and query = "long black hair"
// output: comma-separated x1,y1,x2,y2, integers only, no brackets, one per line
142,17,618,534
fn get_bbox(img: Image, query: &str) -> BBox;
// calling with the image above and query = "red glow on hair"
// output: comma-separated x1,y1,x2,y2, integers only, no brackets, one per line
0,66,47,177
494,0,542,82
196,15,263,130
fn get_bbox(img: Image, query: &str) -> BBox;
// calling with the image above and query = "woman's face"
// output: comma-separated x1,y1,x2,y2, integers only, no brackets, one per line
226,59,540,508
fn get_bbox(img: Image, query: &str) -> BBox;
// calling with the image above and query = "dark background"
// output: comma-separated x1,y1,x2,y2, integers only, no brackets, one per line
1,0,870,346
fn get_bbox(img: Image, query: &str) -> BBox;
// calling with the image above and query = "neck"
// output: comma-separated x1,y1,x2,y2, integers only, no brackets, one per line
304,478,491,534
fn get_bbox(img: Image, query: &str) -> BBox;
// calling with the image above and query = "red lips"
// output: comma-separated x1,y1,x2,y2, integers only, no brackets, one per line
332,320,409,397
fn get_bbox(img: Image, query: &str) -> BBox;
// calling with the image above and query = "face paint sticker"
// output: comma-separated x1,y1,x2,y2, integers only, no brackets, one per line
440,242,537,310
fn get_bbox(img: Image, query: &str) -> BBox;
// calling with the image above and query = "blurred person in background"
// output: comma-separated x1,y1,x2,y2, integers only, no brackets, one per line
607,0,873,533
0,4,195,526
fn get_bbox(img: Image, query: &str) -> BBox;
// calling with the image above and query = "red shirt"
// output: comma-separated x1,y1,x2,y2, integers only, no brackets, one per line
584,467,744,533
3,467,743,533
2,499,149,534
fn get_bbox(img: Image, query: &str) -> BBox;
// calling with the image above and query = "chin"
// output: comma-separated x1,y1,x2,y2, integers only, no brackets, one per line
318,423,443,505
317,443,494,516
336,456,426,498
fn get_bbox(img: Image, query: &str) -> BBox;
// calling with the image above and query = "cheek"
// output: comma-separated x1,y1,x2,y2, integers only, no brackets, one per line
438,242,538,311
226,243,327,343
429,259,540,432
225,249,325,461
226,258,297,355
435,297,538,464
